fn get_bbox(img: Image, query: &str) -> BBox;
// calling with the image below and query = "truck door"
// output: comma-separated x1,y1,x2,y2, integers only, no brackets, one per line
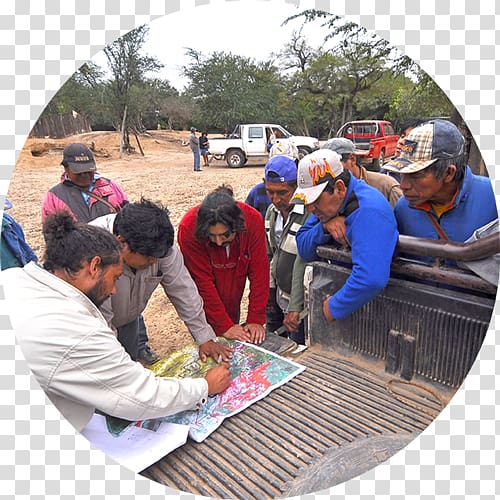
383,123,399,157
244,126,267,155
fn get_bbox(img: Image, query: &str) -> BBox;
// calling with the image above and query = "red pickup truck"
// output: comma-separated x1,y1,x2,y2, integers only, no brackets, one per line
336,120,400,171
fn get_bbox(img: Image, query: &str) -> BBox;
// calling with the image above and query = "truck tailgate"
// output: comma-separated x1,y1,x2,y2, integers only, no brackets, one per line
143,346,447,498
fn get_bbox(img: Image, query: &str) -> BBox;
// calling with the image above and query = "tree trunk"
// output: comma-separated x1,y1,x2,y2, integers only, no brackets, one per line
341,97,348,124
119,106,128,158
302,117,310,137
133,129,145,156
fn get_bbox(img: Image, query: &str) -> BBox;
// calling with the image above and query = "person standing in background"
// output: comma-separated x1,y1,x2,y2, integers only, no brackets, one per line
199,132,210,168
189,127,202,172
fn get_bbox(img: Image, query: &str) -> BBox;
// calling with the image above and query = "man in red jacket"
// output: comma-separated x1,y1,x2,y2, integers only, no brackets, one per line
178,185,269,344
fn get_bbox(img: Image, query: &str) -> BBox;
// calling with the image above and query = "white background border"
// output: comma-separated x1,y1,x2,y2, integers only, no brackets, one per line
0,0,498,498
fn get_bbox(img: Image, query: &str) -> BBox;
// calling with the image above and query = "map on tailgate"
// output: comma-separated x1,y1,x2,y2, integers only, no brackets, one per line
105,339,305,442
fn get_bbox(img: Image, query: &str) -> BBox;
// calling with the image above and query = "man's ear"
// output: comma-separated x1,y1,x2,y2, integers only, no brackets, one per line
445,164,457,182
116,235,128,249
335,179,347,196
88,255,102,278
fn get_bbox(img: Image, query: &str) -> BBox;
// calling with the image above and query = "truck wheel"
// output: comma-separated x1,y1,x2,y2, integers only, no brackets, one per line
372,149,385,171
226,149,245,168
298,147,311,160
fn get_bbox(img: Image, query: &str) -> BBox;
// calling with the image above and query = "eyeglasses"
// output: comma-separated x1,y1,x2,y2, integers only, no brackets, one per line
210,259,238,270
207,238,240,269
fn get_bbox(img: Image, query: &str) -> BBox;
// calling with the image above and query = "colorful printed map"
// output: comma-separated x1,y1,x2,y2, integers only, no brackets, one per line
105,339,305,442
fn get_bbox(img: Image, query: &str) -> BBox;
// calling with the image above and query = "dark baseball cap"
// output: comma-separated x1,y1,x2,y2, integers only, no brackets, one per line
62,143,96,173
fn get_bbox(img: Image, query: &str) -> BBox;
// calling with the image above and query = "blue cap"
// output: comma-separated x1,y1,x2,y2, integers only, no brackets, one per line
264,155,297,183
4,198,12,210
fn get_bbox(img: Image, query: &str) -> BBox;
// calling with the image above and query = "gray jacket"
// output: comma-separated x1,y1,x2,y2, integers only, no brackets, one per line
91,214,215,345
189,132,200,152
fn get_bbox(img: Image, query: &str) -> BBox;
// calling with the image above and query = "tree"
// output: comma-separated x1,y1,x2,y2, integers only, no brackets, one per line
279,50,346,137
282,9,458,138
387,69,453,124
282,11,413,125
183,51,283,133
41,62,105,119
103,25,163,154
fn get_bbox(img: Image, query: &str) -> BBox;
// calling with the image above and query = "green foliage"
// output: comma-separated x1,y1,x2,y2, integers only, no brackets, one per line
183,51,283,133
388,69,453,126
34,10,455,143
43,62,104,117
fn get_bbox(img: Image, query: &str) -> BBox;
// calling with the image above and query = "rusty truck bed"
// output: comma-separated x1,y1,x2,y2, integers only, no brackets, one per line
143,238,496,497
143,345,451,498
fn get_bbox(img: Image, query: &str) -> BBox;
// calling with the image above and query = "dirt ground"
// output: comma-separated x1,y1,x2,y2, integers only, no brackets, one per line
8,130,267,357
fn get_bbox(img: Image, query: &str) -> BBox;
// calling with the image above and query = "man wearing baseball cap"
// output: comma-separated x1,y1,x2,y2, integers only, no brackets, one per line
41,143,159,365
42,143,128,223
263,155,309,347
323,137,402,207
294,149,398,323
383,119,497,245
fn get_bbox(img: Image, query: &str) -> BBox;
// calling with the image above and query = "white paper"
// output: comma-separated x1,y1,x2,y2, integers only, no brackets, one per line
81,413,190,472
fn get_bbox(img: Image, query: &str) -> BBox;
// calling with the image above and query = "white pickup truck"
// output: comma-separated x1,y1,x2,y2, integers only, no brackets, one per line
209,123,320,167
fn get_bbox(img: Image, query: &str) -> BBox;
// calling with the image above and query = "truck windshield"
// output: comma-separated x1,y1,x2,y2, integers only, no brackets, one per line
229,125,241,138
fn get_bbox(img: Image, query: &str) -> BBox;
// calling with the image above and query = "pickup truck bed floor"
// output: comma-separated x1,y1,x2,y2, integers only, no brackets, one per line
143,345,452,498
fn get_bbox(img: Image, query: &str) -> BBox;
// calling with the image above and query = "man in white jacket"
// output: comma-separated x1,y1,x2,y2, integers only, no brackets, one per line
2,212,230,431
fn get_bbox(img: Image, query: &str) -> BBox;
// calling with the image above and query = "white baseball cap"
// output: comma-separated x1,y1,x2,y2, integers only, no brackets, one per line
292,149,344,205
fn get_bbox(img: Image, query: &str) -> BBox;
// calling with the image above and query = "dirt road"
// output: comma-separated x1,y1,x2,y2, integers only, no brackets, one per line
8,130,266,356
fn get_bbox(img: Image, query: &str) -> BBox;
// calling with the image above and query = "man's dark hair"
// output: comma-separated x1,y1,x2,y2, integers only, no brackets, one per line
427,154,467,184
265,171,298,189
323,170,351,194
213,183,235,197
43,212,121,276
397,118,427,135
339,152,351,163
195,186,246,240
113,197,174,258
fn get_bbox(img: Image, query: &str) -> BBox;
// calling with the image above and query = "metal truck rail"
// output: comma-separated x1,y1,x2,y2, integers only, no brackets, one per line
143,236,497,497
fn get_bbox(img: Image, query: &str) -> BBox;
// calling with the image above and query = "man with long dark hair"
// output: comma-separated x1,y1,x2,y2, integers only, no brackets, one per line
178,185,269,344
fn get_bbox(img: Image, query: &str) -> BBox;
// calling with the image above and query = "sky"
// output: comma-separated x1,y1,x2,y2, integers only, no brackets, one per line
91,0,325,90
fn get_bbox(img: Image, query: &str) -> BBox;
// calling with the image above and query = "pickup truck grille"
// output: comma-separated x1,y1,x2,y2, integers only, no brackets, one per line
143,347,445,498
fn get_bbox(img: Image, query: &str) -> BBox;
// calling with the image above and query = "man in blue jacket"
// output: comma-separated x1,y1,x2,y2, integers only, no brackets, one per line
382,119,497,245
293,149,398,323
